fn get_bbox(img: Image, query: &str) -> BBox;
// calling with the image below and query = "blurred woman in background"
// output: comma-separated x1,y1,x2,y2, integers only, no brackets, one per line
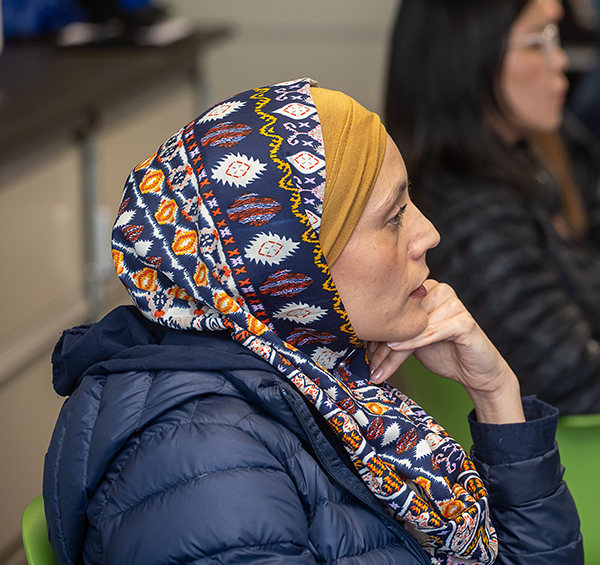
386,0,600,414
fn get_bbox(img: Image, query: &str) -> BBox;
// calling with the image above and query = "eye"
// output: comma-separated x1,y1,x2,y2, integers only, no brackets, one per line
525,41,544,51
389,204,408,227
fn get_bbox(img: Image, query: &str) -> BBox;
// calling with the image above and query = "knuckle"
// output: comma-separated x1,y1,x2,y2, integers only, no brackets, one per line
459,311,476,329
438,282,454,295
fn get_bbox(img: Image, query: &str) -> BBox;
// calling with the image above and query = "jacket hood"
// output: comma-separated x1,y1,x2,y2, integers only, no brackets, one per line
51,306,273,397
45,306,294,565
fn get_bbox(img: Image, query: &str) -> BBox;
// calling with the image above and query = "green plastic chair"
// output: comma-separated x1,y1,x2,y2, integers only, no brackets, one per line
556,413,600,564
393,355,474,449
22,495,58,565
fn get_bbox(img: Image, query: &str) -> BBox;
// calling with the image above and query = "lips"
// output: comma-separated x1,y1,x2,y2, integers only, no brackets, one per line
409,284,427,299
556,77,569,102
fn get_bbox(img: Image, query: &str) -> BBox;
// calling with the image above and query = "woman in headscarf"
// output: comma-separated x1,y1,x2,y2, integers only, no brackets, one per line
44,78,581,565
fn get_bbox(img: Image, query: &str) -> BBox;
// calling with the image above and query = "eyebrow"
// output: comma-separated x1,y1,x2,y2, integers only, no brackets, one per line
375,178,409,215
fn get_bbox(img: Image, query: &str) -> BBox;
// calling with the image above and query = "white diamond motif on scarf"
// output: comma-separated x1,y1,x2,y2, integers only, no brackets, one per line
287,151,325,174
415,439,433,459
382,423,401,446
134,240,152,257
312,346,347,370
197,100,246,124
212,153,267,188
425,432,446,451
274,103,316,120
114,209,136,228
274,302,327,324
244,232,299,265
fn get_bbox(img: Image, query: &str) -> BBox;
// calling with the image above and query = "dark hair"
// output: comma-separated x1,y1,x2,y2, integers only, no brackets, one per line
385,0,533,192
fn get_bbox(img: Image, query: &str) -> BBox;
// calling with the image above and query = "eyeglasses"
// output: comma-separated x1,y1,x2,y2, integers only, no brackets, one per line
508,24,561,62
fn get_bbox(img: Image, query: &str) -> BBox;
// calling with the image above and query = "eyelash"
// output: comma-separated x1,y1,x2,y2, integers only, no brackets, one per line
390,204,408,227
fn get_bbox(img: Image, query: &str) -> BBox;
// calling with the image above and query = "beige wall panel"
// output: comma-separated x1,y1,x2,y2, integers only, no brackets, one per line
168,0,397,27
0,355,64,552
98,80,197,217
0,143,84,343
202,35,389,115
165,0,398,112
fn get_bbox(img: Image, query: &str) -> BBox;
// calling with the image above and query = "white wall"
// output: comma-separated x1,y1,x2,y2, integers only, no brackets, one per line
165,0,399,115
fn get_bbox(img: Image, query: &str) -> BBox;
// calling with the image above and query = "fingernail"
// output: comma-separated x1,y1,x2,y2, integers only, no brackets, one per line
370,368,383,383
368,341,377,353
387,342,403,349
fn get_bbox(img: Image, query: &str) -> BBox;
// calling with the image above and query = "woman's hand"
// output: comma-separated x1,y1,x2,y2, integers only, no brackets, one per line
369,280,525,424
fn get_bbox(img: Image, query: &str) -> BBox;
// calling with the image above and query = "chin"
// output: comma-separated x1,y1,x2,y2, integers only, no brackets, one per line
385,312,429,343
355,305,429,344
538,116,563,133
539,106,564,133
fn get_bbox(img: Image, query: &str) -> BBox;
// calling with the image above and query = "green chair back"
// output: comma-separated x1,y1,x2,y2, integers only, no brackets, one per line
393,355,474,449
22,495,58,565
556,413,600,564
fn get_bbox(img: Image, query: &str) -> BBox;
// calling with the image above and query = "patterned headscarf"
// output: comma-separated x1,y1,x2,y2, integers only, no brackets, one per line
112,78,498,564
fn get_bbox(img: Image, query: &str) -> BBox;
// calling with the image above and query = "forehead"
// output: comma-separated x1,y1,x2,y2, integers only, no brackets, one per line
365,138,408,214
512,0,560,32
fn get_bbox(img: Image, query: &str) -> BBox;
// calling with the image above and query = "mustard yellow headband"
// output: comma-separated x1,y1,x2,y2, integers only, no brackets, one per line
311,87,387,265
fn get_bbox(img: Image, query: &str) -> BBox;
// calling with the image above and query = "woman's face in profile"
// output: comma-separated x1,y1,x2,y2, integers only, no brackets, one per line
329,136,440,344
500,0,569,135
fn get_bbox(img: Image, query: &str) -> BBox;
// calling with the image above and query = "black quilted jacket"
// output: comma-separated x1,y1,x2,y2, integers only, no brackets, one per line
418,116,600,414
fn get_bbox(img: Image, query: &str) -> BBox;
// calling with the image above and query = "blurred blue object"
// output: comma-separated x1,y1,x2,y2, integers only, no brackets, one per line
2,0,158,40
2,0,84,39
121,0,153,11
569,64,600,141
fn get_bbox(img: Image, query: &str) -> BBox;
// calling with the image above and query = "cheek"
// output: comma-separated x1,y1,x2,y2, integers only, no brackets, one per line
504,56,543,110
332,244,409,341
367,242,409,300
502,55,560,128
363,255,418,333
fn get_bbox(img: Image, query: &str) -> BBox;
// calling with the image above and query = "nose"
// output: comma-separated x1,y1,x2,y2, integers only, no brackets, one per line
409,204,440,258
552,44,569,72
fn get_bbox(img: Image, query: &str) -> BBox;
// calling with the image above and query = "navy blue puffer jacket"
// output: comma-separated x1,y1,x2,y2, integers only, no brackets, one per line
43,306,583,564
